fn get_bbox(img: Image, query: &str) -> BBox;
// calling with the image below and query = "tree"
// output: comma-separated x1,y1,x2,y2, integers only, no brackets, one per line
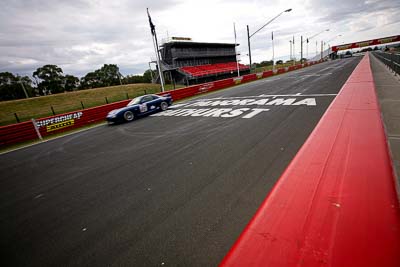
143,69,156,83
122,75,145,84
63,75,79,91
80,64,122,89
276,60,283,65
80,71,103,89
120,69,156,85
98,64,122,87
33,65,64,95
0,72,33,101
255,60,273,68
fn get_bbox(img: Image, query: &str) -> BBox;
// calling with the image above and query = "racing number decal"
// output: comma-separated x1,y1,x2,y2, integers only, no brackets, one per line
139,104,148,113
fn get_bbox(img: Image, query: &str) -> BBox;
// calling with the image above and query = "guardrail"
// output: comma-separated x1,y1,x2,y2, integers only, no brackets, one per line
0,59,325,148
219,53,400,267
372,51,400,75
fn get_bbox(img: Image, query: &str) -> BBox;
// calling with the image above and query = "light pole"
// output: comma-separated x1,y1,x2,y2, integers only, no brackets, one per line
289,40,292,62
321,41,323,60
18,76,29,98
272,32,275,71
306,29,329,59
301,36,303,63
293,36,295,65
234,23,240,77
247,8,292,71
306,38,309,59
148,62,154,82
327,34,342,45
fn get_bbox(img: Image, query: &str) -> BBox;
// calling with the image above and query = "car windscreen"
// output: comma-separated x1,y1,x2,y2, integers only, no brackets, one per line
127,97,142,106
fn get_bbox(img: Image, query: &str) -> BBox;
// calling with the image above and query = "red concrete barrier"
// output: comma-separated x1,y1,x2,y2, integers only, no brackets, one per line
262,70,274,78
0,121,38,146
241,74,257,83
0,100,129,146
220,53,400,267
276,67,286,74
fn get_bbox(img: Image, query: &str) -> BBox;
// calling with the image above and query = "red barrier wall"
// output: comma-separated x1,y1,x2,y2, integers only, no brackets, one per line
1,60,323,147
0,100,129,146
0,121,38,146
37,100,130,138
276,68,286,74
241,74,257,83
262,70,274,78
220,53,400,266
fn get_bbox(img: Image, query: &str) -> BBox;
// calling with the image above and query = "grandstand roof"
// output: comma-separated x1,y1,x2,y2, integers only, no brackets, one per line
161,41,238,48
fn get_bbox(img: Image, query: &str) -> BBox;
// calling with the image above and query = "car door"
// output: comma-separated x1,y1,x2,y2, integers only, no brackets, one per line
145,95,160,113
139,95,158,114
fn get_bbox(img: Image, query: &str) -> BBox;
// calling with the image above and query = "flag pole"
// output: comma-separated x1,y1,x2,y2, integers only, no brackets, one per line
147,8,165,92
234,23,240,77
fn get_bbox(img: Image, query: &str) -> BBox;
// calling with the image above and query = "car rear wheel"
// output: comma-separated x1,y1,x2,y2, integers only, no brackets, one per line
123,111,134,121
160,102,168,111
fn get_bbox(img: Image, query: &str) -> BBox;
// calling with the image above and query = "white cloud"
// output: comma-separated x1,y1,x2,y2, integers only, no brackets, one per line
0,0,399,77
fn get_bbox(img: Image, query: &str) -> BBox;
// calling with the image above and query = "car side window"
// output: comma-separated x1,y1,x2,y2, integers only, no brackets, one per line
141,96,152,103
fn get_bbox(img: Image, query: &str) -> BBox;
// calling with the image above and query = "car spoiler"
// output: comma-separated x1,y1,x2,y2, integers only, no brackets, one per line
160,93,172,98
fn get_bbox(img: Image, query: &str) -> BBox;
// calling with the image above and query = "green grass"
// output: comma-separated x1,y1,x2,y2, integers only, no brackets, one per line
253,61,301,73
0,83,182,126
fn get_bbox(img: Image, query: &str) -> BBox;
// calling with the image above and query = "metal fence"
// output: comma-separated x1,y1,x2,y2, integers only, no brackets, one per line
373,51,400,75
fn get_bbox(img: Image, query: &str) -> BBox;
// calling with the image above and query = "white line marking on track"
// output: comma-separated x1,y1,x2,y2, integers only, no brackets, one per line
196,93,337,101
34,194,44,199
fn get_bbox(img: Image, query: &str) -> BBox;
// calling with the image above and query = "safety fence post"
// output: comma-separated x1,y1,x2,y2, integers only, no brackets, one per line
14,113,20,123
31,118,43,141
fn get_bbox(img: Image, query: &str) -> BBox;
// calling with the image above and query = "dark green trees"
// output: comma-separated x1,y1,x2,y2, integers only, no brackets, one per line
0,72,34,100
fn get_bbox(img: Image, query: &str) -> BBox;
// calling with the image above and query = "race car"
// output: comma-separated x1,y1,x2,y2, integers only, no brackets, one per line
106,94,173,123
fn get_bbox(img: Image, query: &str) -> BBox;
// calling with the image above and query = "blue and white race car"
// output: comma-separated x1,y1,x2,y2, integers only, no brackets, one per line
106,94,173,123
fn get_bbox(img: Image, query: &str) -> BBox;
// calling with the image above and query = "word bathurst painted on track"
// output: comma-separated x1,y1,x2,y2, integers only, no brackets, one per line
153,108,270,119
153,97,317,119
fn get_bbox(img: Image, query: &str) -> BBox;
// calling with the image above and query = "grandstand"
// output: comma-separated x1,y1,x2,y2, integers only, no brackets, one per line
157,38,250,85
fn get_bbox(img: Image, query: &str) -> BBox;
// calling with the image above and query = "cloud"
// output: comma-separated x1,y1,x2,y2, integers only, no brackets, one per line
0,0,399,77
304,0,400,43
0,0,180,77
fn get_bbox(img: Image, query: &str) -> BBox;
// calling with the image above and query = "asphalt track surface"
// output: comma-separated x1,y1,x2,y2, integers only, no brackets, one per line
1,57,361,267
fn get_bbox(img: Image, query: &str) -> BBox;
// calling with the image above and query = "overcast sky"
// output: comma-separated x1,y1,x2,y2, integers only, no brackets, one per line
0,0,399,78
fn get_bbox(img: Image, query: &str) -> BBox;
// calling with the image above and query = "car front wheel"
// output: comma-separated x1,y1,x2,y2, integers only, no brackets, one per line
123,111,135,121
160,102,168,111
